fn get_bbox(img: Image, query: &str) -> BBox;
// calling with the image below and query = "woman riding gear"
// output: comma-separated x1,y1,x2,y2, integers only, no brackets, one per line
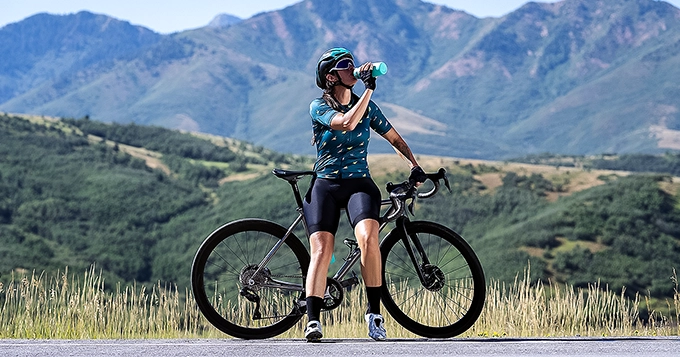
365,313,387,341
409,166,427,184
305,320,323,342
359,67,376,90
316,47,354,89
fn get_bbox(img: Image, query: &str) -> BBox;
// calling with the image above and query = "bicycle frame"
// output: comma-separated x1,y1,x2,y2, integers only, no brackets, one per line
247,172,427,294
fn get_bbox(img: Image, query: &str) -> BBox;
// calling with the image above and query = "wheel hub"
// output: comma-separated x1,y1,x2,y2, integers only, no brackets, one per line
421,264,445,291
239,265,271,290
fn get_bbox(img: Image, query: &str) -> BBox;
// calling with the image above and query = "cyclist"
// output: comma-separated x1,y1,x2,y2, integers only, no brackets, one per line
303,47,427,342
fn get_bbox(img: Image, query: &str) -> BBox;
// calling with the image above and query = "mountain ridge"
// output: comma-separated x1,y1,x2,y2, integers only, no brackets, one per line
207,14,242,28
1,0,680,159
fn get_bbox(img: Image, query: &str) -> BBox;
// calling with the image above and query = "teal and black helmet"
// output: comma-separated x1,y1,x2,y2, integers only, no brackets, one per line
316,47,354,89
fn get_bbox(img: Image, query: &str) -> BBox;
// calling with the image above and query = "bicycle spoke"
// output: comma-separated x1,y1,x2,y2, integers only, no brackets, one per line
230,233,249,263
216,237,251,268
384,258,416,279
437,251,463,269
391,241,416,267
436,287,470,318
209,249,242,275
398,286,426,315
431,290,454,325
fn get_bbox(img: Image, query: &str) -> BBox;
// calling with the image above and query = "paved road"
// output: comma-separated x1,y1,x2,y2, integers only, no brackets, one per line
0,337,678,356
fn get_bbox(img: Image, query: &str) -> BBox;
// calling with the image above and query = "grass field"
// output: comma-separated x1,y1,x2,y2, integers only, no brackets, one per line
1,266,677,339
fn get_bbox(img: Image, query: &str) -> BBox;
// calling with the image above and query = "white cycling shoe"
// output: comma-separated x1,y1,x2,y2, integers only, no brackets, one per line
365,313,387,341
305,320,323,342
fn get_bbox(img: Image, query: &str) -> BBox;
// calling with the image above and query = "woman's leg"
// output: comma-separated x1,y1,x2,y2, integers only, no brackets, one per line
302,178,339,300
304,230,335,340
354,218,381,287
346,179,383,316
355,218,388,341
306,231,335,297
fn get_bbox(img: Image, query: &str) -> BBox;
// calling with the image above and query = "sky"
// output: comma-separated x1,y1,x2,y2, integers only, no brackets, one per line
2,0,680,34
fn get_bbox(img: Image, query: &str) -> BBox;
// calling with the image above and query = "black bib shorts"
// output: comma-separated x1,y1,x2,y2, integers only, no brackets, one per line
303,177,382,235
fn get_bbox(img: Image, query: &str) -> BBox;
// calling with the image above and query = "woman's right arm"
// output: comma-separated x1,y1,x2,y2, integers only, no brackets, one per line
329,89,373,131
328,62,375,131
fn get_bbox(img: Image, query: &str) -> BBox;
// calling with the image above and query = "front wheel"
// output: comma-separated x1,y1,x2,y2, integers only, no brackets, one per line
380,221,485,338
191,219,310,339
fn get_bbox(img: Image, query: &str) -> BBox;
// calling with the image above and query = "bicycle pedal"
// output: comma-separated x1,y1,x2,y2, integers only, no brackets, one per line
293,300,307,316
343,239,359,261
343,238,357,248
340,275,360,289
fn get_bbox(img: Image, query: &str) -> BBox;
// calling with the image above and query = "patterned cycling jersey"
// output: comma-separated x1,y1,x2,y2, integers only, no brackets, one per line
310,96,393,179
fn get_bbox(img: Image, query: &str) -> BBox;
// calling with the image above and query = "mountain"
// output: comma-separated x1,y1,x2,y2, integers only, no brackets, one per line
0,11,161,105
207,14,242,28
1,0,680,159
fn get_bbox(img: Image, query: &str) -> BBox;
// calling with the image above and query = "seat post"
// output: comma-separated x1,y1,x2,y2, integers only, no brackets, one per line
288,180,305,210
271,168,315,211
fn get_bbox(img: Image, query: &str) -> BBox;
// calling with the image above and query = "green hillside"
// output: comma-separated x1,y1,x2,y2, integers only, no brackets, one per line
1,114,679,300
0,114,311,287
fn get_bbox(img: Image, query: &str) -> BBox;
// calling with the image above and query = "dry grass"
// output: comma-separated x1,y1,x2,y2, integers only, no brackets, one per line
1,266,677,339
468,268,671,338
87,134,173,175
0,267,210,339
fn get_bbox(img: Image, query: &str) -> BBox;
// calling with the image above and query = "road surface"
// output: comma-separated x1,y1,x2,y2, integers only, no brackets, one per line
0,337,678,356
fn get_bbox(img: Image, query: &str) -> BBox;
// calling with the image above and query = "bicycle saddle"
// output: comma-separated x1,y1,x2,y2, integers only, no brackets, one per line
272,169,316,182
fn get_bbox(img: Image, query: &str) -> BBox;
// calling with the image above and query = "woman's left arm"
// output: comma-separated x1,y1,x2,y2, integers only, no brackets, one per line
381,128,420,169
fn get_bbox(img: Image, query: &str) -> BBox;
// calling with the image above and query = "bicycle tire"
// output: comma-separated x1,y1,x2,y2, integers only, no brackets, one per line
191,219,310,339
380,220,485,338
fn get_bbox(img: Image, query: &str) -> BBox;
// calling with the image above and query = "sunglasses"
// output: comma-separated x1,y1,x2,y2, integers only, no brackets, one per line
330,58,354,71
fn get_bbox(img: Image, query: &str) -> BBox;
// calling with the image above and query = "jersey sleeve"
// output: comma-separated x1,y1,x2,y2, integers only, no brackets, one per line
309,98,337,127
368,101,393,135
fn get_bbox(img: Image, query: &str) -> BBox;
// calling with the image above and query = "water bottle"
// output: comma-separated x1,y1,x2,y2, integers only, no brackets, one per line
353,62,388,79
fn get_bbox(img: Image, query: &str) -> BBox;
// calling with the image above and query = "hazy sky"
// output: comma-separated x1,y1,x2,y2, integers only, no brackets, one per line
2,0,680,34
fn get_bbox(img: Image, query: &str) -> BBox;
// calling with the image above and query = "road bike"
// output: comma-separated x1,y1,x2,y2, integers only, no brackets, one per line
191,168,485,339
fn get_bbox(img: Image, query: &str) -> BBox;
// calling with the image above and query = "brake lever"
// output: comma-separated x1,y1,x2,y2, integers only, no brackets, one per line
443,172,451,192
399,180,418,216
407,198,416,216
423,168,451,193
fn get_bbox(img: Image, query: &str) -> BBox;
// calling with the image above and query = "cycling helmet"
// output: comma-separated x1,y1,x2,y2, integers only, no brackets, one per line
316,47,354,89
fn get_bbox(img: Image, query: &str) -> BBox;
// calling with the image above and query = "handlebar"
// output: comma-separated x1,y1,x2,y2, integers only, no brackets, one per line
382,168,450,221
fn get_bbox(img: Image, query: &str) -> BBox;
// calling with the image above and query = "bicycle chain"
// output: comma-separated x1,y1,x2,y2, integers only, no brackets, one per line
269,273,305,279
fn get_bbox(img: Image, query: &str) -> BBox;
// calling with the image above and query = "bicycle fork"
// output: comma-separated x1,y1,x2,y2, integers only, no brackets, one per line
395,217,445,291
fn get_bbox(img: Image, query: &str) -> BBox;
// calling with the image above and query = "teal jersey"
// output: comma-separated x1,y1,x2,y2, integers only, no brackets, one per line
310,96,393,179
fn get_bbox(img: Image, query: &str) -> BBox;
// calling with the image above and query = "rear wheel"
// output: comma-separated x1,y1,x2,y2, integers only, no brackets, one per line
380,221,485,338
191,219,310,339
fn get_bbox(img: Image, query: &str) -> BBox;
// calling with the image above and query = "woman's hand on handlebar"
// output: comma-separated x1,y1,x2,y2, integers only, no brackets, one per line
387,167,450,200
409,166,427,186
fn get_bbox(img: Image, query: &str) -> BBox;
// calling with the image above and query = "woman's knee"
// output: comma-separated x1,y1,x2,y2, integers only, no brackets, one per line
309,231,335,258
354,219,379,248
